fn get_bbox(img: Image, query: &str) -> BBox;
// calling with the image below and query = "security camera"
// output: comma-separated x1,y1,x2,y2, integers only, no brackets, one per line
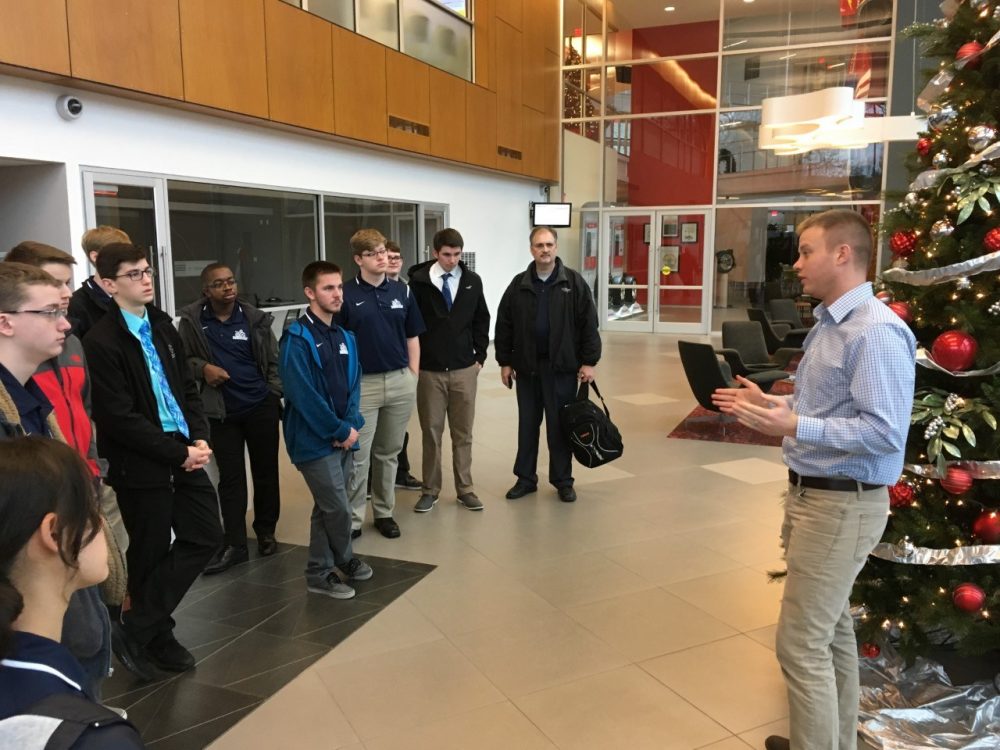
56,95,83,121
539,184,550,197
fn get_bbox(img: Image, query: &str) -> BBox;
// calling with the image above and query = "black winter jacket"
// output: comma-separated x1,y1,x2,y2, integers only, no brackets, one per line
494,258,601,375
176,299,282,420
83,304,210,489
407,260,491,371
68,278,112,340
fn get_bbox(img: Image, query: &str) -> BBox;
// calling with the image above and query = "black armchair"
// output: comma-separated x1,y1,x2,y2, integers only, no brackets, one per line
719,321,801,373
678,340,739,432
747,308,809,353
768,298,810,329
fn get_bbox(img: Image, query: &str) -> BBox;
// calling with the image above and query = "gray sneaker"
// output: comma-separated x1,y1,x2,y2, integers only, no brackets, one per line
414,493,438,513
457,492,484,511
307,574,355,599
342,558,373,581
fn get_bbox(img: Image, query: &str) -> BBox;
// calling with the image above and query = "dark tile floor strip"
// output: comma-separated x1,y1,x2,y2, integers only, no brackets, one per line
104,544,434,747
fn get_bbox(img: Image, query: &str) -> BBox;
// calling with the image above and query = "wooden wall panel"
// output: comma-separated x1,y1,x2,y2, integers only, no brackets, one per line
494,20,522,158
542,48,560,181
494,0,523,31
473,0,495,91
180,0,269,117
541,0,560,54
522,105,545,179
465,84,497,169
332,26,387,145
0,0,70,75
264,0,334,133
429,68,466,163
68,0,183,97
386,50,430,154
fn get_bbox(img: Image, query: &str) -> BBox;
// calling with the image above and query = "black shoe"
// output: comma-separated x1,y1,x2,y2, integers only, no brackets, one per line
374,517,401,538
257,534,278,557
764,736,790,750
146,632,196,673
110,621,162,682
505,482,537,499
203,545,249,575
351,528,363,540
557,486,577,503
395,472,422,490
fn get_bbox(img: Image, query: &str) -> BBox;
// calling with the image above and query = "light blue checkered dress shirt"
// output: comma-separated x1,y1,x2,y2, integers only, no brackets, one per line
784,282,916,485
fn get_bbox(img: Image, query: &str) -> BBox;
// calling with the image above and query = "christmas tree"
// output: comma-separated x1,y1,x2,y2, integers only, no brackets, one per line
853,0,1000,659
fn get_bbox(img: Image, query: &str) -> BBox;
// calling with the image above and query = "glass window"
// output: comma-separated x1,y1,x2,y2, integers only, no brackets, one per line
401,0,472,79
720,41,889,108
607,7,720,63
307,0,354,28
564,66,601,121
604,114,716,206
606,57,717,115
322,197,419,275
716,105,884,203
433,0,467,17
357,0,400,48
167,182,318,309
722,0,892,51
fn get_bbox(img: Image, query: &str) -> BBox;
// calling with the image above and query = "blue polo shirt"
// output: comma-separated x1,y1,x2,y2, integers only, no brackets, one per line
0,632,87,720
201,302,270,417
0,361,53,436
299,310,352,418
339,275,425,374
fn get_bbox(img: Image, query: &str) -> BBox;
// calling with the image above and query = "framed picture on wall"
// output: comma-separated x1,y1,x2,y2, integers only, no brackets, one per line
661,245,680,275
643,223,651,244
681,222,698,243
663,220,679,238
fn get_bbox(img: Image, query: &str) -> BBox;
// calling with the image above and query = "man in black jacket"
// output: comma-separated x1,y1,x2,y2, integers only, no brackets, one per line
177,263,283,572
67,225,130,338
407,228,490,512
83,243,222,681
495,226,601,503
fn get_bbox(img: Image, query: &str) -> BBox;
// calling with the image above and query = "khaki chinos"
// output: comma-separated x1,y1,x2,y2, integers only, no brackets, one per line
416,364,479,496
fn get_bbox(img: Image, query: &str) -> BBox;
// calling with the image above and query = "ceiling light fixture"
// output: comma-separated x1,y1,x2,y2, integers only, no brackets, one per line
664,5,675,10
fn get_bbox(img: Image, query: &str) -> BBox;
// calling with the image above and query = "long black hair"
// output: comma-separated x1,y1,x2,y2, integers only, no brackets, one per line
0,437,101,657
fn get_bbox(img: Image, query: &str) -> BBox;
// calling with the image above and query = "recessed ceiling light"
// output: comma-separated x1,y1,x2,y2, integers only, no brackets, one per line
744,0,755,3
664,5,675,10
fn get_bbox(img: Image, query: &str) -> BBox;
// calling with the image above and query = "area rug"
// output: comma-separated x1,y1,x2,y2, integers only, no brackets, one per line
668,378,794,447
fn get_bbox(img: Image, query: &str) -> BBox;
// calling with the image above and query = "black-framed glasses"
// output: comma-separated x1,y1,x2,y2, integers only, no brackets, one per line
0,308,70,320
208,278,237,290
387,255,402,263
116,267,155,282
362,249,388,258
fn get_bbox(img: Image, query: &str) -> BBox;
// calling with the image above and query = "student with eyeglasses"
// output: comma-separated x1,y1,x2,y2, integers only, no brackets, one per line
177,263,284,573
82,244,222,683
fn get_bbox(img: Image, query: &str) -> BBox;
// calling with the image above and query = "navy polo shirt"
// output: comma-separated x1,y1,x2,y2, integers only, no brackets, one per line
339,275,425,374
299,310,351,418
201,302,270,416
532,266,559,359
0,632,87,720
0,361,52,436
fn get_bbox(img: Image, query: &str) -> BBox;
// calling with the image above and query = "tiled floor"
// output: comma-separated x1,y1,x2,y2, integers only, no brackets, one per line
197,331,799,749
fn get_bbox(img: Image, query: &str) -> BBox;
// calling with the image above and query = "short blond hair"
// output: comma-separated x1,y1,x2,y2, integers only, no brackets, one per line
349,229,387,257
81,226,130,257
796,210,873,268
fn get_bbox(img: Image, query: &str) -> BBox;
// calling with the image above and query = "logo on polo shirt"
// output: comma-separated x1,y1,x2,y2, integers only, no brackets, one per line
355,301,365,306
390,299,404,309
232,329,249,341
339,342,348,355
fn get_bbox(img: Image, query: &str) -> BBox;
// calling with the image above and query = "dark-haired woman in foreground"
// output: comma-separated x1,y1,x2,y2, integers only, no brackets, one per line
0,437,144,748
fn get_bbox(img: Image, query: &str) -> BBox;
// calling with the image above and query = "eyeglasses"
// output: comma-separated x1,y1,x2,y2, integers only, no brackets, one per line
1,308,70,320
116,267,155,282
362,249,388,258
208,278,237,290
387,255,402,263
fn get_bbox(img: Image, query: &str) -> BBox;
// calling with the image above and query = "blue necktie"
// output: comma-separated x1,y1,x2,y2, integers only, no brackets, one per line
138,320,189,438
441,272,453,311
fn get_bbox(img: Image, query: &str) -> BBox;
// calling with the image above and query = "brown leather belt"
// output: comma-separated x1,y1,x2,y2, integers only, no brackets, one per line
788,470,882,493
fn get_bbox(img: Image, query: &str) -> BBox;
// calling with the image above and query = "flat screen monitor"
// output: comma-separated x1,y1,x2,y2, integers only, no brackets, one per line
531,202,572,227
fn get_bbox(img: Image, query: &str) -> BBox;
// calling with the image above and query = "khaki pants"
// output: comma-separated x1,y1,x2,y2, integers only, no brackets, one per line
349,369,417,527
777,483,888,750
416,364,479,496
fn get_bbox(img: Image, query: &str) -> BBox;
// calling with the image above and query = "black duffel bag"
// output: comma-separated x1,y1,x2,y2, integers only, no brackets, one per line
559,380,623,468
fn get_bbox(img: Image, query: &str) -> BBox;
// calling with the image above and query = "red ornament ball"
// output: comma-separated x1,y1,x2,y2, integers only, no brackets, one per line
860,642,881,659
931,331,978,371
917,138,933,157
985,227,1000,253
953,582,986,613
957,41,985,69
941,466,974,496
973,512,1000,543
875,290,893,303
888,482,916,508
890,230,918,258
887,301,913,324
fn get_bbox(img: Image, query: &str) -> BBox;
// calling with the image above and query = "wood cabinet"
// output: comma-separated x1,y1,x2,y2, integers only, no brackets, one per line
332,25,387,145
179,0,269,118
263,0,334,133
465,84,497,170
0,0,70,76
386,50,430,154
68,0,183,98
430,68,466,163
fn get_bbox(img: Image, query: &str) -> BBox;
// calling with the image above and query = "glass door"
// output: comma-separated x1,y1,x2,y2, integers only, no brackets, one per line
420,203,448,263
83,172,173,311
602,211,652,331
